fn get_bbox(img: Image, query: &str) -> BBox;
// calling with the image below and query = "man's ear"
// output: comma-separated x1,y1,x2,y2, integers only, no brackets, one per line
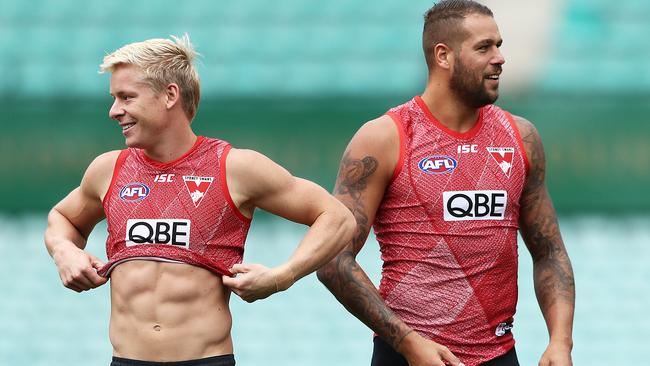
434,43,454,70
165,83,181,109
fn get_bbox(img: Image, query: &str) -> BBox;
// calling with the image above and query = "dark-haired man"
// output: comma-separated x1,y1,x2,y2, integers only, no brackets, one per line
318,1,575,365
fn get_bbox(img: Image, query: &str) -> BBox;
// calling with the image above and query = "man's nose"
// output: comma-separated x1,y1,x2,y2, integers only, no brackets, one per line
109,99,124,120
492,48,505,65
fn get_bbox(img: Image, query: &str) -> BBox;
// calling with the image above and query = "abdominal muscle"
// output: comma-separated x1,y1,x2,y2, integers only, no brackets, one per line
108,260,233,361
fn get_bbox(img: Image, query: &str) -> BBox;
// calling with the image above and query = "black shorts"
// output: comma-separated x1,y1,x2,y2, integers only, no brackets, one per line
370,336,519,366
110,354,235,366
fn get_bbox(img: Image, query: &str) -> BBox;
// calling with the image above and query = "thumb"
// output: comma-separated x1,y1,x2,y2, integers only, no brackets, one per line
222,274,242,290
229,263,250,275
89,254,106,269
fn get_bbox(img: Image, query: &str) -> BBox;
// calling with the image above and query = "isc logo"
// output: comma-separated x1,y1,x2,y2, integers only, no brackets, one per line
126,219,191,248
418,156,458,174
443,190,507,221
457,144,478,153
119,183,150,202
154,174,175,183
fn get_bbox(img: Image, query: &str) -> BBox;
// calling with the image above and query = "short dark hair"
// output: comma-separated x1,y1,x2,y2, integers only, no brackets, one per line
422,0,494,69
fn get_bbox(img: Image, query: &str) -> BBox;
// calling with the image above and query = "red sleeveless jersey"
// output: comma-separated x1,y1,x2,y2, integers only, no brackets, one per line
97,136,251,277
374,96,528,365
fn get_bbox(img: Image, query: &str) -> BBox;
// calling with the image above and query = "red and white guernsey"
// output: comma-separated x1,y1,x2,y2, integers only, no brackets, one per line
374,96,529,365
97,136,251,277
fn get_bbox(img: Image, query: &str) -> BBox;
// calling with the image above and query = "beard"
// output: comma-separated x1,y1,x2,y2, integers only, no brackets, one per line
450,58,500,109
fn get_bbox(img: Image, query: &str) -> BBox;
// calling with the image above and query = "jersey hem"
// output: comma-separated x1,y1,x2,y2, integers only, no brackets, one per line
98,250,235,278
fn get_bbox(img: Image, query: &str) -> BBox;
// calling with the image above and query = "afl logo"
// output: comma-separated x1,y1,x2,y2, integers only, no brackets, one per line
119,183,150,202
418,156,458,174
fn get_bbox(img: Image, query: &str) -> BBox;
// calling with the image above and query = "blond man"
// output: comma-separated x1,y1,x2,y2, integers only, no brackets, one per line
44,35,355,366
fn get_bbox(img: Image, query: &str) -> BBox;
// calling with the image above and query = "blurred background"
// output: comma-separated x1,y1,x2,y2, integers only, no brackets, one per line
0,0,648,365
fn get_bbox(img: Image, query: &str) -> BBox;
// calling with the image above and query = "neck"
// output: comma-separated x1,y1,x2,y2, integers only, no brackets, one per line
421,79,481,133
143,123,198,163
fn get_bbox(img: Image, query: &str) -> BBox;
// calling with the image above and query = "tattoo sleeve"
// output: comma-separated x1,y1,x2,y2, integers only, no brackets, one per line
318,151,412,350
518,121,575,318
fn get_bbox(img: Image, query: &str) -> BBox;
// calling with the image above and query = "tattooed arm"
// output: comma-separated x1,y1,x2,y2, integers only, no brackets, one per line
515,116,575,366
317,116,462,366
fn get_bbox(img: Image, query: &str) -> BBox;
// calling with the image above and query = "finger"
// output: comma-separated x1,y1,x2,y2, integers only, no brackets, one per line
230,288,244,298
67,272,95,290
79,269,105,289
88,269,108,287
221,275,238,289
229,263,250,274
89,255,106,269
63,281,83,293
440,348,462,366
243,296,257,303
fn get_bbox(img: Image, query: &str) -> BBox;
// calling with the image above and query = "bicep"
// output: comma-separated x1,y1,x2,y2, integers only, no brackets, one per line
52,152,115,239
515,116,562,258
228,149,337,225
258,174,338,226
51,185,105,241
332,119,397,255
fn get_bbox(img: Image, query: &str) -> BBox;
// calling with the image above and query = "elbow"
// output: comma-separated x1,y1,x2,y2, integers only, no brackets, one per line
44,208,60,248
336,202,356,247
316,260,336,286
317,201,355,286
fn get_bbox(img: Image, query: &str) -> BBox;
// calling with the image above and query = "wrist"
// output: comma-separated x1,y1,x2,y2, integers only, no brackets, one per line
549,336,573,350
50,241,77,265
394,328,418,355
273,264,296,292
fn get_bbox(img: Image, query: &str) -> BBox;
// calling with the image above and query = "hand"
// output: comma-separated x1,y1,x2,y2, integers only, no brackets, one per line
222,263,281,302
398,331,464,366
53,245,107,292
539,341,572,366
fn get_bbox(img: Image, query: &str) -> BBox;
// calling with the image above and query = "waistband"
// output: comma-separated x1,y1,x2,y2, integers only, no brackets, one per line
110,354,235,366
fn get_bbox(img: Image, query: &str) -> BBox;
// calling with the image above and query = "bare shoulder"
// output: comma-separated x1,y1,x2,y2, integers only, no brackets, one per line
53,150,121,222
226,147,269,164
351,115,399,152
87,150,122,174
512,115,537,138
82,150,122,198
343,115,400,181
512,114,545,165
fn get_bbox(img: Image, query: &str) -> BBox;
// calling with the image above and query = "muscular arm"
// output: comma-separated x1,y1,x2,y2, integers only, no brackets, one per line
317,117,461,366
317,142,411,348
44,151,118,291
516,116,575,365
221,148,355,302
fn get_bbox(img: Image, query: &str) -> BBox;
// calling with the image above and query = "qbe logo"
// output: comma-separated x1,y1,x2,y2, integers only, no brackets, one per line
126,219,191,248
418,156,458,174
120,183,150,202
443,190,507,221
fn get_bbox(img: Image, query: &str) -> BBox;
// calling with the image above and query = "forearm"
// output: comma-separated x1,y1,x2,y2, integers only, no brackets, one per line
45,208,88,258
277,208,354,289
532,252,575,345
521,203,575,345
318,252,412,350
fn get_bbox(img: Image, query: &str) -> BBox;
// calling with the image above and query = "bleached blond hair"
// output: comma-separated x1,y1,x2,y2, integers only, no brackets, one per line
100,34,201,120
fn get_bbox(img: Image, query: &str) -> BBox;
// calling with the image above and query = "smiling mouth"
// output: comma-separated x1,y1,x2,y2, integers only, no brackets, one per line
485,74,500,80
121,122,136,132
